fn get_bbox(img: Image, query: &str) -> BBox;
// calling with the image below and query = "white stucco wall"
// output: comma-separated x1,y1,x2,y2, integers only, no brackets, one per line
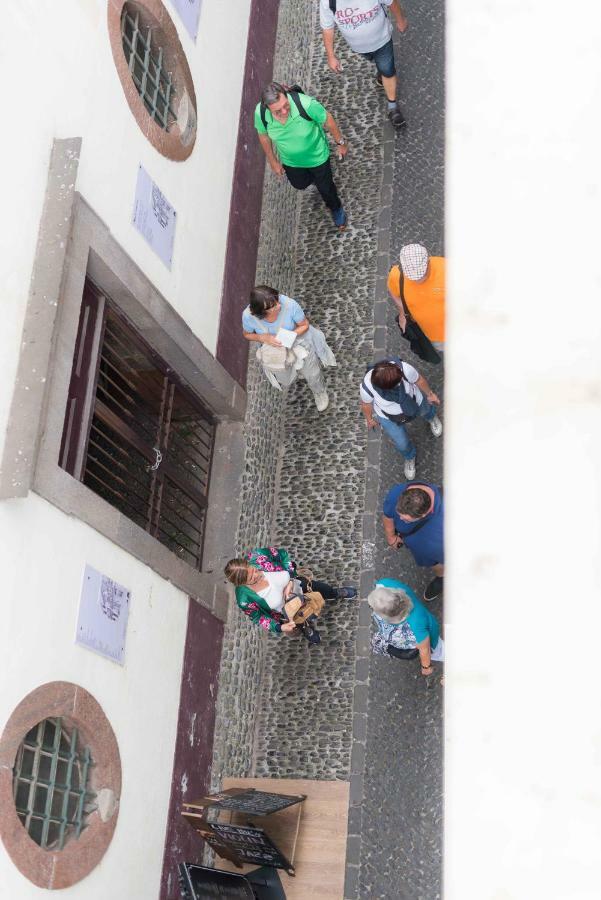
0,3,252,893
0,493,190,897
0,0,251,455
446,0,601,897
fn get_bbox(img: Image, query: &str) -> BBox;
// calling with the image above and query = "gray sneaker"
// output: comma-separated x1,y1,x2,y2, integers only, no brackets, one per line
314,391,329,412
404,457,416,480
429,414,443,437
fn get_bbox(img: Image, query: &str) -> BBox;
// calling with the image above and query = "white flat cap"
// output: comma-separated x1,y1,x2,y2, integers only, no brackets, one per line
399,243,429,280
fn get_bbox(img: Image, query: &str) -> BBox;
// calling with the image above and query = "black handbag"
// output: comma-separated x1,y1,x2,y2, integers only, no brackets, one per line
396,270,442,365
387,645,419,660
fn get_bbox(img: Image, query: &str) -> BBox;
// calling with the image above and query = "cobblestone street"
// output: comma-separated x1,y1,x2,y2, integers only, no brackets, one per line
211,0,444,897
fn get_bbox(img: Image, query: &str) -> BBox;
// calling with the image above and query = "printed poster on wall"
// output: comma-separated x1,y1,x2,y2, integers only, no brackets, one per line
76,565,131,665
132,165,177,269
169,0,202,41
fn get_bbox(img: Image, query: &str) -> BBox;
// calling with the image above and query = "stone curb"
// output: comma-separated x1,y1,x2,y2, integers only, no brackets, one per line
343,121,396,900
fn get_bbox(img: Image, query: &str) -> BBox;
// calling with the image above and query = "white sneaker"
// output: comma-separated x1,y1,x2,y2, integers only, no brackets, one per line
429,415,443,437
314,391,329,412
404,457,416,480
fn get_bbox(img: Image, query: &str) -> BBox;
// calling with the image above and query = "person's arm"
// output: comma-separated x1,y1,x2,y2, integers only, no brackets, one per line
243,329,282,347
293,317,310,336
361,400,378,429
257,132,284,177
238,594,284,634
417,637,433,675
389,0,408,32
415,374,440,405
382,514,403,549
324,111,348,158
322,27,342,73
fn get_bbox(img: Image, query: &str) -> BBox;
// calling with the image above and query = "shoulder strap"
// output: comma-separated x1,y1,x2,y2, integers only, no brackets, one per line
329,0,337,12
402,485,435,535
363,357,409,394
259,89,312,126
397,267,416,323
289,90,313,122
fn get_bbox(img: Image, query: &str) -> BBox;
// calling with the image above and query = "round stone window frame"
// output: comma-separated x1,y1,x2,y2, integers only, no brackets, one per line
108,0,197,161
0,682,121,890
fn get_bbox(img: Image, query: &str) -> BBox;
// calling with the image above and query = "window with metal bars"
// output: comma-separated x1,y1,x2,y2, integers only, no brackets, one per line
59,278,215,570
121,3,177,130
12,718,95,851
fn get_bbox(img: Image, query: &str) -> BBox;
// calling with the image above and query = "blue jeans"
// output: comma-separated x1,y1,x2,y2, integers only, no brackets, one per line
376,399,435,460
361,39,396,78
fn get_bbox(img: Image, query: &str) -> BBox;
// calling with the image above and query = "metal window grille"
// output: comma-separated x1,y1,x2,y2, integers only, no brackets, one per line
121,5,177,130
13,719,95,851
60,279,216,570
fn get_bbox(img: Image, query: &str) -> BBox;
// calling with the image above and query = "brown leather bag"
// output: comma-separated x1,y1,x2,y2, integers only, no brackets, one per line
284,591,325,625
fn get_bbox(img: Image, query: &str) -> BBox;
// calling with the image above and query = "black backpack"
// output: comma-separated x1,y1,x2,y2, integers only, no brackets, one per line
329,0,387,13
259,84,314,129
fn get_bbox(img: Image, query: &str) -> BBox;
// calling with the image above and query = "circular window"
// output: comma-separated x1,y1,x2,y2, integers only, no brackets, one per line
13,718,95,851
0,683,121,889
108,0,197,160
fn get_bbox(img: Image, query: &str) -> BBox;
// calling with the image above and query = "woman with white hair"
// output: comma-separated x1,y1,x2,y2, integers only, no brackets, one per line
367,578,443,677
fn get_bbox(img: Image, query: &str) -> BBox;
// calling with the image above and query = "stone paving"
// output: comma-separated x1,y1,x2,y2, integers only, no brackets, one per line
211,0,444,896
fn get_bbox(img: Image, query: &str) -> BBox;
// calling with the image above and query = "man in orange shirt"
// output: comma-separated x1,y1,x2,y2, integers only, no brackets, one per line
387,243,445,351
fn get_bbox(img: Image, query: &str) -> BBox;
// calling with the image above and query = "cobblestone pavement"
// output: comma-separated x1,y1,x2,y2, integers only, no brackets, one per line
211,0,444,895
353,3,445,898
252,7,388,781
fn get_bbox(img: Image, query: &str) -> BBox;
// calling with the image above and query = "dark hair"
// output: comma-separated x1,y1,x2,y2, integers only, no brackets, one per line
260,82,286,107
249,285,279,319
397,488,431,519
371,361,404,390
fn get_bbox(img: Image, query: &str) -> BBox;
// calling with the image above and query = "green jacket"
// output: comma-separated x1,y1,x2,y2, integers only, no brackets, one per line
235,547,296,634
235,584,285,634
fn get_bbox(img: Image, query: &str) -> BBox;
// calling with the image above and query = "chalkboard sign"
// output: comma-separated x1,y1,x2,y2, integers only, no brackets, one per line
178,864,286,900
209,823,294,874
178,863,255,899
210,789,304,817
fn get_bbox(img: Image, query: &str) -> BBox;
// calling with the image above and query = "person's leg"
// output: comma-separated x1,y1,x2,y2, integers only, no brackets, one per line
310,159,343,213
299,577,356,601
424,564,444,601
375,414,415,458
416,396,443,437
300,350,328,411
283,165,314,191
371,40,405,126
416,397,436,422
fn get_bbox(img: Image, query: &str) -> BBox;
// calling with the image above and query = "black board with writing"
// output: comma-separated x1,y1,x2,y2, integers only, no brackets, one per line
209,823,294,873
210,789,303,817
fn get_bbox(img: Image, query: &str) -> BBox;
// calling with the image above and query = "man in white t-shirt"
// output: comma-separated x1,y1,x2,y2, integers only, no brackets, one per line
320,0,408,127
359,358,442,479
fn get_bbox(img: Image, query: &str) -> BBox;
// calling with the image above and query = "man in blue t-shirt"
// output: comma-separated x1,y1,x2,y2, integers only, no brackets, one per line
382,481,444,601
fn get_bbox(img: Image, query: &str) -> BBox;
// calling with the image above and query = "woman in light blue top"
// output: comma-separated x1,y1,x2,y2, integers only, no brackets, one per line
367,578,444,677
242,285,336,411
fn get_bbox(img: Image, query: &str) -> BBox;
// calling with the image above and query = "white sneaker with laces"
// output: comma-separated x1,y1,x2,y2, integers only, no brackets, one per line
314,391,329,412
404,457,416,480
429,415,443,437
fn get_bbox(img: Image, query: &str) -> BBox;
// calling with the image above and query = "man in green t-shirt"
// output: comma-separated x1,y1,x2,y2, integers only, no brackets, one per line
254,81,348,229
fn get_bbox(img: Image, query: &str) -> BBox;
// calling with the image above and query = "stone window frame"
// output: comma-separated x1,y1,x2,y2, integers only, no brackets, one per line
107,0,197,161
0,683,120,890
0,139,245,622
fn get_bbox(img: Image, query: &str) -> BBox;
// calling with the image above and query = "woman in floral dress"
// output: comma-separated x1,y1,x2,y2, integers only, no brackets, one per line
224,547,356,635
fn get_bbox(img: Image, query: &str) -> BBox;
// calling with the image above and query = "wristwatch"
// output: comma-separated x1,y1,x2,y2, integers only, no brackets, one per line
336,139,346,146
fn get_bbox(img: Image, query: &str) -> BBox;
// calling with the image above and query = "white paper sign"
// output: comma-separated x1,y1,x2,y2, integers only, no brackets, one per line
76,565,130,665
132,165,177,269
169,0,202,41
